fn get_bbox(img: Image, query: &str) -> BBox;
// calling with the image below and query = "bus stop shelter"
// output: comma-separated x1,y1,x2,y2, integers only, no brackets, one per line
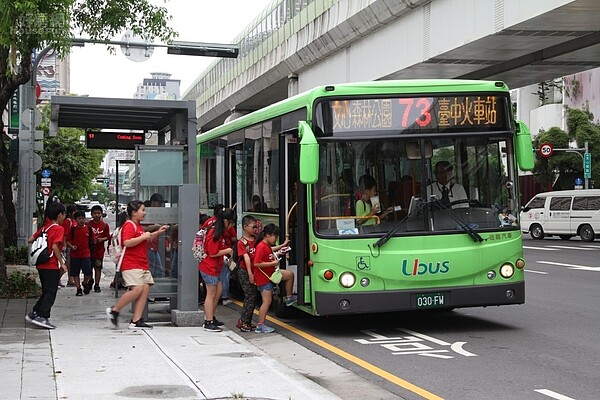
49,95,201,326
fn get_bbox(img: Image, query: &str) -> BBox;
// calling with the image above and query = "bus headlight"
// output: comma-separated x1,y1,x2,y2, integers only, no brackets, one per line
499,263,515,278
339,272,356,288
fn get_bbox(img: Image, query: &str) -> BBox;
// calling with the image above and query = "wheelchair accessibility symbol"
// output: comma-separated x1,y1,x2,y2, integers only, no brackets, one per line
356,256,370,270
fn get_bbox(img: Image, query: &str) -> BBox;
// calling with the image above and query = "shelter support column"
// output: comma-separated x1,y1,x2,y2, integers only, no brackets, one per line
172,183,203,326
288,73,298,97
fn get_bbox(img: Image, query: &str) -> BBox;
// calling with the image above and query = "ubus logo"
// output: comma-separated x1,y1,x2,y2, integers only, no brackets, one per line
401,258,450,276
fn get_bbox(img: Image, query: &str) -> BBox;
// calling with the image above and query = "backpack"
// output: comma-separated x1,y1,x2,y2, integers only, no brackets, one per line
29,223,58,266
192,227,211,261
109,220,134,266
71,225,95,254
234,237,251,264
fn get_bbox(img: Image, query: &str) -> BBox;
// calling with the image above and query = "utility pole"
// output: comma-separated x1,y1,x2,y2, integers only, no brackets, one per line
16,46,52,246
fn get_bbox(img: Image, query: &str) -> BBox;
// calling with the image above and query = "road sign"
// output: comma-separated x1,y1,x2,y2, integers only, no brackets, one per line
41,169,51,178
539,143,554,158
41,187,50,195
575,177,583,186
41,177,51,187
584,152,591,179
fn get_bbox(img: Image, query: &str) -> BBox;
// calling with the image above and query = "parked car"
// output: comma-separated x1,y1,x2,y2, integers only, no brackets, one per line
520,189,600,241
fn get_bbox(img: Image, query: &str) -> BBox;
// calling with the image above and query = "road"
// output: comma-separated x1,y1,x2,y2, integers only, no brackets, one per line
221,235,599,400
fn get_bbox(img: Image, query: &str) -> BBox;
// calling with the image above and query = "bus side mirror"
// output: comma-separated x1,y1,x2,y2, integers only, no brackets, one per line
298,121,319,184
515,121,534,171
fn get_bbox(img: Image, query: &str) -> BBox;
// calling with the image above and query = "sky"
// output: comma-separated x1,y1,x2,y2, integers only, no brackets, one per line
70,0,273,99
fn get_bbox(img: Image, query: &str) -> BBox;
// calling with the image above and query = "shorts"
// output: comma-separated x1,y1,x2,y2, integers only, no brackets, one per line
92,258,103,269
69,257,92,277
121,269,155,287
257,282,274,292
199,270,220,286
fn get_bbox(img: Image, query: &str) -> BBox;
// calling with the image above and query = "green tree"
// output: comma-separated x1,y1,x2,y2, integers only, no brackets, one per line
89,183,115,205
532,108,600,190
39,128,106,204
0,0,175,279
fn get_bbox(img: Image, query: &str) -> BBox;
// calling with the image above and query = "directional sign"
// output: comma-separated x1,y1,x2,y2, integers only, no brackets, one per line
539,143,554,158
584,152,591,179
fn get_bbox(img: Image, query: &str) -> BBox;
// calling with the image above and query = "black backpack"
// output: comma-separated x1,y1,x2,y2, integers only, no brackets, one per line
71,225,95,253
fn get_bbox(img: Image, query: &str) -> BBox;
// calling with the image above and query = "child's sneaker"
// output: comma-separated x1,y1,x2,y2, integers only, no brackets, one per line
284,295,297,306
203,320,222,332
25,311,37,323
221,298,233,305
240,323,257,332
255,323,275,333
106,308,119,329
76,288,83,296
128,319,153,330
31,316,56,329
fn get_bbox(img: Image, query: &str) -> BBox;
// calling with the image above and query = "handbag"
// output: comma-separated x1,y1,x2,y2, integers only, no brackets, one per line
258,266,282,284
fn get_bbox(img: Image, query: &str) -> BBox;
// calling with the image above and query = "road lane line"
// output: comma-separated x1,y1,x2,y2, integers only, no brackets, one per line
546,245,594,251
525,270,549,275
523,246,559,251
537,261,600,271
534,389,576,400
231,299,444,400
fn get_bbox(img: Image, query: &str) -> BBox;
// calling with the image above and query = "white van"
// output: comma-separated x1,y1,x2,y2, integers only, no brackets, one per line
520,189,600,241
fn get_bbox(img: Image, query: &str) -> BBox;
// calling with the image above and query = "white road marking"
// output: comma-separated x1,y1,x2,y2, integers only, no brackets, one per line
579,244,600,248
523,246,559,251
537,261,600,272
547,245,595,251
534,388,576,400
525,269,549,275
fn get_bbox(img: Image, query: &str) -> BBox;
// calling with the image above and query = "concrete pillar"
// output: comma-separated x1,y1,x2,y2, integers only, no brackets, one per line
288,73,299,97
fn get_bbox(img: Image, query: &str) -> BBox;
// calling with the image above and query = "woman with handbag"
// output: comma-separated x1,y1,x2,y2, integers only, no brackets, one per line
253,223,296,333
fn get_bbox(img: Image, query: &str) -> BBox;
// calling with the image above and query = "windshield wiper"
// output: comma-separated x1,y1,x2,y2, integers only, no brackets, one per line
428,196,484,243
372,214,410,248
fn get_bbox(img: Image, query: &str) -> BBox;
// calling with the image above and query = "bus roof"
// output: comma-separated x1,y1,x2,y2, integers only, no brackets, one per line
196,79,511,144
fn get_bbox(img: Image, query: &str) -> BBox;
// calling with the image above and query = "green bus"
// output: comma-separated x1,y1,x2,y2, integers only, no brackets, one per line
196,79,534,316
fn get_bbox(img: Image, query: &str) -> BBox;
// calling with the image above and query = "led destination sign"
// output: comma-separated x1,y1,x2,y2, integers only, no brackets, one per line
326,95,508,134
85,131,145,150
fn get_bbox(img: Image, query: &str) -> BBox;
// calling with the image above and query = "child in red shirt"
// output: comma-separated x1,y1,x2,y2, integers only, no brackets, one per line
89,205,110,292
25,203,67,329
198,208,235,332
235,215,258,332
67,211,93,296
106,200,169,330
252,223,295,333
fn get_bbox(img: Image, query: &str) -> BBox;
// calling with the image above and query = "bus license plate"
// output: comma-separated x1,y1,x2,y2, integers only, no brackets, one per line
414,292,448,309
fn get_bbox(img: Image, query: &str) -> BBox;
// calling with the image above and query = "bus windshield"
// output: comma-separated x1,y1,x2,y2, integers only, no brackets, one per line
313,136,518,237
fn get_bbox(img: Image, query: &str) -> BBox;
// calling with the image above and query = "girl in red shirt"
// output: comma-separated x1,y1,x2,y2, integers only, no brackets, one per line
253,223,295,333
199,207,235,332
106,200,168,330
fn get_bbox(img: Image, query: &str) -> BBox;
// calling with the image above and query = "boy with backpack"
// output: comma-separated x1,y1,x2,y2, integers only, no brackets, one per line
235,215,259,332
25,202,67,329
89,205,110,292
67,211,94,296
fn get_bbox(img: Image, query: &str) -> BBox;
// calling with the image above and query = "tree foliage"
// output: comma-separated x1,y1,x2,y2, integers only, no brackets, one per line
532,108,600,190
0,0,176,279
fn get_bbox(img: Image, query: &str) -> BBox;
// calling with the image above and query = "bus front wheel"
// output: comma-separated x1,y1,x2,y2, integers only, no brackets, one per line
579,225,595,242
530,224,544,240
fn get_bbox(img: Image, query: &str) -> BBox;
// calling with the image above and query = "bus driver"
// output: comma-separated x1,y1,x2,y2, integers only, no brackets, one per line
427,161,468,207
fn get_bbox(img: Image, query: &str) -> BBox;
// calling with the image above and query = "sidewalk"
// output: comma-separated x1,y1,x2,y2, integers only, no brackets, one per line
0,264,342,400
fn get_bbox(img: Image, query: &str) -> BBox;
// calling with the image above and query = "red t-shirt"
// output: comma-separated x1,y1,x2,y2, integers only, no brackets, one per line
34,223,64,270
89,219,110,259
61,218,74,243
69,225,91,259
237,237,255,269
252,240,277,286
198,228,226,276
202,217,237,246
120,221,148,271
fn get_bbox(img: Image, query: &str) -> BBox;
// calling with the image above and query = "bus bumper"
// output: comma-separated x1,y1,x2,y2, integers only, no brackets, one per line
313,281,524,316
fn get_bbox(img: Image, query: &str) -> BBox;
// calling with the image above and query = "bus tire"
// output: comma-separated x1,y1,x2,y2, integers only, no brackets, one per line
559,235,573,240
579,225,595,242
530,224,544,240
